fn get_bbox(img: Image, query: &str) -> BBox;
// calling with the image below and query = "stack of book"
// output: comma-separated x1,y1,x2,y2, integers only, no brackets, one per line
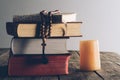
6,11,82,76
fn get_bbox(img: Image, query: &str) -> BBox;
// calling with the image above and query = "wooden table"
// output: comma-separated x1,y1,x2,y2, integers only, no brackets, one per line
0,49,120,80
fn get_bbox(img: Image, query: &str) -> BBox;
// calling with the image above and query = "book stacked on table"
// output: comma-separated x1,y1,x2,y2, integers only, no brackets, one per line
9,38,71,76
6,12,82,37
6,10,82,76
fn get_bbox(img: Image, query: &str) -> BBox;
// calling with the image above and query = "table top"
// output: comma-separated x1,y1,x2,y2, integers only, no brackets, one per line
68,51,120,80
0,49,120,80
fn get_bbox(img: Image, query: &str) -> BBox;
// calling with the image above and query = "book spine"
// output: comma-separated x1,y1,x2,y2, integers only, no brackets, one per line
6,22,18,37
52,15,62,23
13,14,62,23
13,14,41,23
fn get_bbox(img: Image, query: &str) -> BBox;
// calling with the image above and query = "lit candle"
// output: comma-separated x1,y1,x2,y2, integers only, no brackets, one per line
80,40,101,71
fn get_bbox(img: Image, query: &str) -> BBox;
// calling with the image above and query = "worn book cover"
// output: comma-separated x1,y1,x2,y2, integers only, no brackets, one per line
8,54,71,76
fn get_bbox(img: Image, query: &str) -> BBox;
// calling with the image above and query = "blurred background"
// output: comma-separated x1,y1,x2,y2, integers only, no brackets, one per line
0,0,120,54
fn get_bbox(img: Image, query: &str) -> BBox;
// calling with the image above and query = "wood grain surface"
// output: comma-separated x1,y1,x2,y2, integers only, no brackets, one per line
0,49,120,80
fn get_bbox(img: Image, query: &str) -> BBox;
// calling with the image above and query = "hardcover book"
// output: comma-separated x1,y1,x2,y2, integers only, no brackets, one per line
51,13,76,23
13,13,76,23
11,38,68,55
6,22,82,37
8,54,71,76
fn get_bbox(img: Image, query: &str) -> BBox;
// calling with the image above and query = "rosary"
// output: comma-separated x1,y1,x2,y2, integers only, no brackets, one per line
40,10,60,64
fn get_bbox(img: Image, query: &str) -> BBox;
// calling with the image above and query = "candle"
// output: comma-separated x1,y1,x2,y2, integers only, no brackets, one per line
80,40,101,71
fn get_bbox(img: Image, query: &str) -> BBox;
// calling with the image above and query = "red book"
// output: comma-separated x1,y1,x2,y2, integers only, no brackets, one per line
8,54,71,76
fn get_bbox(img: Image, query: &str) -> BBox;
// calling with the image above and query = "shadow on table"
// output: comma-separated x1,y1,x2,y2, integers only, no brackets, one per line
0,65,8,77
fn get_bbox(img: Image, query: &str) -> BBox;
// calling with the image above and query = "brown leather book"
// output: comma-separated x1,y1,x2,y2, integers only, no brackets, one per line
8,54,71,76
